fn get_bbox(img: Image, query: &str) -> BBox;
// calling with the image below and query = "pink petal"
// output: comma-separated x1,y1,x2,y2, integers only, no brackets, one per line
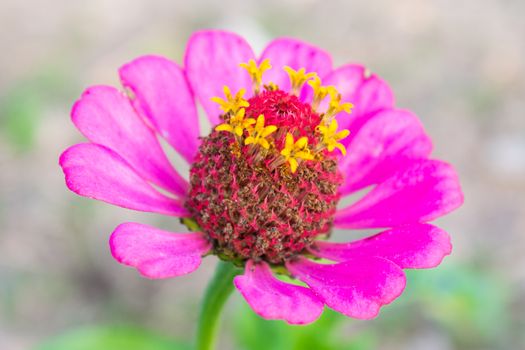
59,143,188,216
342,75,395,143
338,109,433,195
71,85,187,196
287,257,406,319
259,38,332,95
316,64,366,113
318,65,394,136
185,30,255,126
312,224,452,269
348,74,395,126
110,222,211,278
234,260,324,325
119,55,200,163
335,160,464,229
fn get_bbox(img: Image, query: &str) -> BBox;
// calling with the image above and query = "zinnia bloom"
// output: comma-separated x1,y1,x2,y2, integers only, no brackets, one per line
59,30,463,325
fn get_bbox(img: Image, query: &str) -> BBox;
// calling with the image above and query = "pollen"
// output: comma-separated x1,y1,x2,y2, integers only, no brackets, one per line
264,82,279,91
187,59,352,265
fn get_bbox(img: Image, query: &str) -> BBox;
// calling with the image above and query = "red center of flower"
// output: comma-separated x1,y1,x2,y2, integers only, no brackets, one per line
186,89,343,265
248,90,320,139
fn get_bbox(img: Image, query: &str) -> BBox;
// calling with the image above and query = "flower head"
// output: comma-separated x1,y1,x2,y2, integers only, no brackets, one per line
60,31,463,325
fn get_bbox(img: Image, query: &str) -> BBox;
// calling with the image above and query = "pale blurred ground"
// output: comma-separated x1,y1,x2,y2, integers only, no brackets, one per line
0,1,524,349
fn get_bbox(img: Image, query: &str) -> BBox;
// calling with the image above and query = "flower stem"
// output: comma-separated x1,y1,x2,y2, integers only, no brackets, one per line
195,260,241,350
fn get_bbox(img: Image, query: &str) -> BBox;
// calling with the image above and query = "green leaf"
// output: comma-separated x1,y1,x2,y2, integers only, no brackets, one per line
35,325,190,350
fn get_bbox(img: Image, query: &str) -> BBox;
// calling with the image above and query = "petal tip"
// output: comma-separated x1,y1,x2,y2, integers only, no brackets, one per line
109,223,209,279
234,261,324,325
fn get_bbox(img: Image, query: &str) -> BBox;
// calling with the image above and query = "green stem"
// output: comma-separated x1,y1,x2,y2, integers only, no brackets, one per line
195,260,241,350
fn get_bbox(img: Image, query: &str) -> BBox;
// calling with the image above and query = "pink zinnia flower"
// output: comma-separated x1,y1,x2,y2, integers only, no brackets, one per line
59,30,463,325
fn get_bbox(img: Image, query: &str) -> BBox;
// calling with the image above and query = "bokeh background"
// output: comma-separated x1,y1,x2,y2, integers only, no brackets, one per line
1,0,524,349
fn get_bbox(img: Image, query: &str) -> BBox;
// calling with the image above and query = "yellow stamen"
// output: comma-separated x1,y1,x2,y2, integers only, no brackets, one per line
307,76,333,110
264,82,279,91
215,108,255,137
240,59,272,94
283,66,317,96
280,133,314,173
316,119,350,156
324,87,353,122
244,114,277,149
210,86,249,115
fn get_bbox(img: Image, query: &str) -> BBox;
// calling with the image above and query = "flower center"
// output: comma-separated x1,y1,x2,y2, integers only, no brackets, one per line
185,60,353,265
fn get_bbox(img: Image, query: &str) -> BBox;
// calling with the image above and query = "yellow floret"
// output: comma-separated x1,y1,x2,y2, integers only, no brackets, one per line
307,76,333,110
316,119,350,156
244,114,277,149
283,66,317,96
240,59,272,94
210,86,250,115
324,87,353,121
215,108,255,137
280,133,314,173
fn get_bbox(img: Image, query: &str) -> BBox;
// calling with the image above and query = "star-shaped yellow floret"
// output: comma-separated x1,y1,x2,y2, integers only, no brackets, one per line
215,108,255,137
240,59,272,94
325,87,354,119
244,114,277,149
317,119,350,155
283,66,317,96
210,86,249,115
280,133,314,173
307,76,333,110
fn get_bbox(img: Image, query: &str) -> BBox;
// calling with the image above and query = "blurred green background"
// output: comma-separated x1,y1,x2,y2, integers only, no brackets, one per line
1,0,524,349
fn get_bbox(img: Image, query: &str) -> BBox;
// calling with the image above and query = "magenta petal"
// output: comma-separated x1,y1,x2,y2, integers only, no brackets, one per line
185,30,255,126
322,64,365,95
259,38,332,95
59,143,188,216
287,257,406,319
338,109,433,195
335,160,464,229
342,75,395,143
312,224,452,269
71,85,187,196
318,65,394,134
234,260,323,325
350,74,395,123
316,64,366,114
119,55,200,163
110,223,210,278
